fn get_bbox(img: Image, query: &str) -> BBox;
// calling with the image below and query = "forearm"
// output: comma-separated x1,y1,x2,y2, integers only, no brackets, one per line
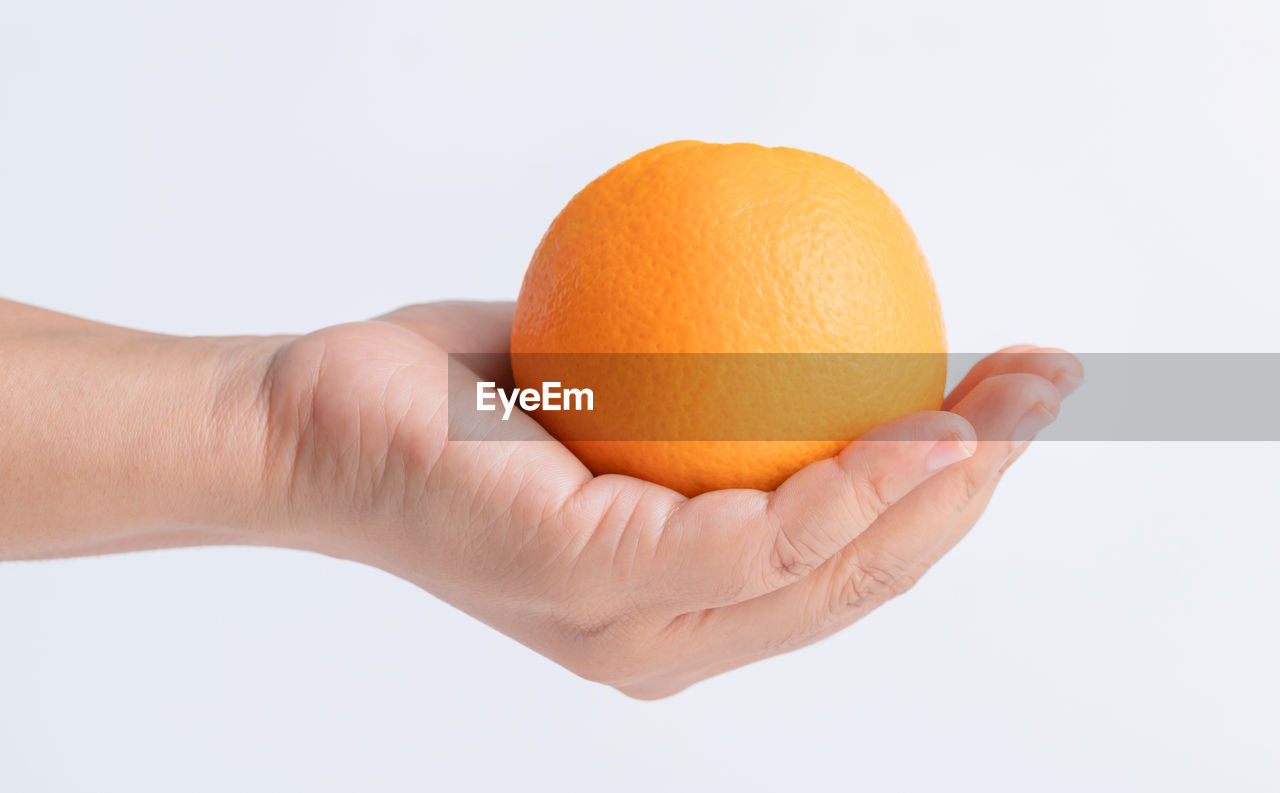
0,299,280,560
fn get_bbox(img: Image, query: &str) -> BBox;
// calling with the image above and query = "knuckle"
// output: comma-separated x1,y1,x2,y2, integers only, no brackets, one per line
938,461,990,509
835,543,915,609
844,458,892,525
958,463,990,503
767,526,822,584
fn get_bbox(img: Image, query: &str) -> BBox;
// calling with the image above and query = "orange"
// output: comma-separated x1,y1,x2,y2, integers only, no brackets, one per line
511,140,946,495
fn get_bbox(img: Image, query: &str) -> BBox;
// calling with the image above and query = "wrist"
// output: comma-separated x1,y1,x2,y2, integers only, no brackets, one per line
0,326,294,558
182,333,293,539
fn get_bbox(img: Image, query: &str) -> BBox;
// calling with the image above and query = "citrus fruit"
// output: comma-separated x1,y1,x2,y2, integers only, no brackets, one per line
511,140,946,496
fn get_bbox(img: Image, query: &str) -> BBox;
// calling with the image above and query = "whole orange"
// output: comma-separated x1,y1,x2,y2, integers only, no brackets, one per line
511,140,946,496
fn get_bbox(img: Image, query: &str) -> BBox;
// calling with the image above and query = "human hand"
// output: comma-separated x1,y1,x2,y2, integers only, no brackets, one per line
253,302,1081,698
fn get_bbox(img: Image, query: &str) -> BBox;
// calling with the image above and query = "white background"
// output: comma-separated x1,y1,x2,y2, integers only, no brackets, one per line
2,1,1278,789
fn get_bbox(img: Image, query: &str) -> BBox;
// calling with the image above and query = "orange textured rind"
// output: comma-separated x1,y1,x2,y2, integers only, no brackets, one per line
512,140,947,495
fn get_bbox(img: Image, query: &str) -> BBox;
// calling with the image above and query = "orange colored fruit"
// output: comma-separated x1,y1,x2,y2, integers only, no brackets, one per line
511,140,946,495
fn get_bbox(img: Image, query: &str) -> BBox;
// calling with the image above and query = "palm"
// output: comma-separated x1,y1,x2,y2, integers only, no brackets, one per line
262,303,606,610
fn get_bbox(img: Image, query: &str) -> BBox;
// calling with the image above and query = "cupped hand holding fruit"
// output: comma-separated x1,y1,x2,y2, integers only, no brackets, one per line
254,300,1077,698
1,141,1082,698
0,297,1076,699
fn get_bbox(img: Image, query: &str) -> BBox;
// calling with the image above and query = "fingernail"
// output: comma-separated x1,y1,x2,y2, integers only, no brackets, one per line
1052,372,1083,399
1012,403,1056,443
925,433,976,471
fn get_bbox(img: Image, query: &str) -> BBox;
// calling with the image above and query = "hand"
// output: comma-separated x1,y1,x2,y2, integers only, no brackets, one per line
255,302,1081,699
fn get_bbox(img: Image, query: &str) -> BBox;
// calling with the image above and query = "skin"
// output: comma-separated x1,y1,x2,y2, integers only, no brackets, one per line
0,297,1081,699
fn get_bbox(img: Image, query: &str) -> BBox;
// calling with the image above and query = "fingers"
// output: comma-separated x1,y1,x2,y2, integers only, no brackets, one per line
660,409,977,607
882,412,1041,600
944,346,1083,410
848,371,1061,566
639,371,1063,690
584,347,1083,698
895,456,1009,591
688,440,1033,696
